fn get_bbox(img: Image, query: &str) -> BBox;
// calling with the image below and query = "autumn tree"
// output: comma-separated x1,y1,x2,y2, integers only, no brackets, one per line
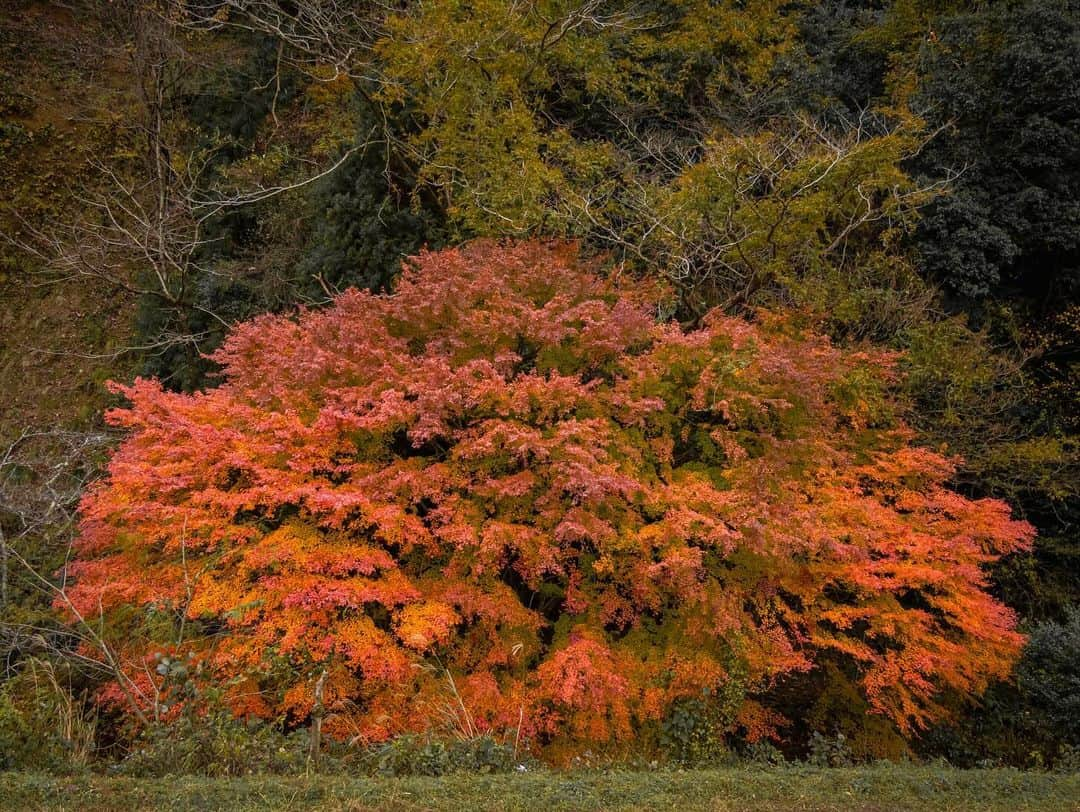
64,241,1031,758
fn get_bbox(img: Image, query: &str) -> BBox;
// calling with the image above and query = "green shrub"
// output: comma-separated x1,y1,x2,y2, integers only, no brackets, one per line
1017,608,1080,745
807,732,856,768
740,740,786,766
1055,744,1080,774
0,660,95,773
659,698,730,767
117,711,321,778
367,734,518,777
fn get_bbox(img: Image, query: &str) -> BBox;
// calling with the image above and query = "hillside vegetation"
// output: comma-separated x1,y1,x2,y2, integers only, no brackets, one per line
0,0,1078,784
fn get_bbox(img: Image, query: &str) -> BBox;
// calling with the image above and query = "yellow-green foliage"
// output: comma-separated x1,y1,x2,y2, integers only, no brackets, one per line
0,660,96,772
374,1,799,236
645,116,935,313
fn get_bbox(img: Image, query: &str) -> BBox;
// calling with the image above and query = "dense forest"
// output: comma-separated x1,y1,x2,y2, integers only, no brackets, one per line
0,0,1078,781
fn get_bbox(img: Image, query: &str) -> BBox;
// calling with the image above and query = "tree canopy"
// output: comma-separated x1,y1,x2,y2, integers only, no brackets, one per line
67,242,1031,757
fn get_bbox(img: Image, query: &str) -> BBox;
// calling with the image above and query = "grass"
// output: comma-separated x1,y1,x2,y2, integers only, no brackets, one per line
1,765,1077,811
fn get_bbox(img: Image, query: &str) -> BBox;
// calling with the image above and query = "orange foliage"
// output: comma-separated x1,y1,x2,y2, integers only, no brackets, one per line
65,240,1033,753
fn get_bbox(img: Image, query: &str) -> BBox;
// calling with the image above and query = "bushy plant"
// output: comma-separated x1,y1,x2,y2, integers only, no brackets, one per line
1017,608,1080,744
64,241,1032,760
741,739,786,766
115,651,325,777
915,608,1080,769
0,661,95,773
660,697,729,766
1055,743,1080,774
117,711,317,778
368,733,517,776
0,688,47,771
807,731,855,768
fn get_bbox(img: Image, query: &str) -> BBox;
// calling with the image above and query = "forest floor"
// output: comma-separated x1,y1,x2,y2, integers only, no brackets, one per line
2,764,1078,811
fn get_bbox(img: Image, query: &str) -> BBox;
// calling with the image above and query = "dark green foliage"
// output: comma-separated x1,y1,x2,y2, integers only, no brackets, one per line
117,712,319,778
1016,609,1080,745
739,739,786,766
915,0,1080,302
761,659,910,763
993,530,1080,623
807,732,856,768
132,296,218,394
179,34,299,152
914,195,1020,301
659,698,729,766
0,689,66,771
132,254,300,392
297,132,446,297
775,1,889,122
368,734,519,777
0,664,95,773
132,95,446,392
917,682,1042,769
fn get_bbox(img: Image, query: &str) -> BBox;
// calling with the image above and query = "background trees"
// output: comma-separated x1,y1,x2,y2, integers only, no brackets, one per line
914,0,1080,305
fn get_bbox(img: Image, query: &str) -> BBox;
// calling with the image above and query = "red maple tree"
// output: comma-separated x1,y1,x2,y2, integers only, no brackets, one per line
65,240,1033,756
